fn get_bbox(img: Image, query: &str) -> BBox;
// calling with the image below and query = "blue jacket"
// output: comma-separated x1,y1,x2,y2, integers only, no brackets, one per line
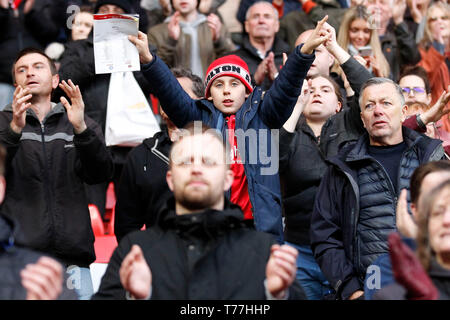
310,127,445,299
141,45,314,242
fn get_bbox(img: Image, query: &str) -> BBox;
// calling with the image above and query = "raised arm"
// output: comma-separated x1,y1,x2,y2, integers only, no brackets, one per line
259,16,330,129
59,80,113,184
129,31,202,128
323,22,372,96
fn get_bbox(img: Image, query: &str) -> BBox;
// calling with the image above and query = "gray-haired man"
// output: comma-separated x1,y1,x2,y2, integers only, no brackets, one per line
310,77,446,300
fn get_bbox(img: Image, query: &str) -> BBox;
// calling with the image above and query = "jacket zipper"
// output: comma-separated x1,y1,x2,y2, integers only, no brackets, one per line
40,122,56,247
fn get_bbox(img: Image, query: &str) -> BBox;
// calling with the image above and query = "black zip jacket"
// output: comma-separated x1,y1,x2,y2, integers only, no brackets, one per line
114,129,173,243
310,127,445,300
0,103,114,267
94,198,306,300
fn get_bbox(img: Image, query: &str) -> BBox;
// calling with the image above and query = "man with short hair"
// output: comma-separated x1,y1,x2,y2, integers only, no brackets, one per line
310,77,446,300
93,123,305,300
232,1,291,90
0,48,113,299
147,0,235,79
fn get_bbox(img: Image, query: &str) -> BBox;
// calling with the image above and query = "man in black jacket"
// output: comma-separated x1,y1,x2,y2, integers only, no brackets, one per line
0,144,77,300
114,67,204,243
0,48,113,299
310,77,446,300
94,123,305,300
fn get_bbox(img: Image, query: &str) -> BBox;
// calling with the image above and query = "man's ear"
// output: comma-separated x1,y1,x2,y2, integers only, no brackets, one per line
335,101,342,113
360,112,366,128
401,104,408,122
166,170,174,192
52,74,60,90
244,20,250,34
402,104,409,121
223,169,234,192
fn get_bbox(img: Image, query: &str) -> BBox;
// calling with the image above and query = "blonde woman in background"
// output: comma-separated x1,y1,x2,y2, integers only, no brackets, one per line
333,5,390,78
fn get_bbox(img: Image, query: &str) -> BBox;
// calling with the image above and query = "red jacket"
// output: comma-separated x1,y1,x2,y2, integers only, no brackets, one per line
418,46,450,132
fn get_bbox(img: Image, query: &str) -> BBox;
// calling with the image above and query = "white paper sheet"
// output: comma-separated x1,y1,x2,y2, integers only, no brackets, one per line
93,14,140,74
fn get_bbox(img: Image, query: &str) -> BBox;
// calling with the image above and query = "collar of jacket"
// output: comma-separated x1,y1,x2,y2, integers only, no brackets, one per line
341,126,430,164
242,35,290,58
143,128,172,165
142,127,171,151
157,196,246,239
3,102,66,121
325,126,442,178
429,258,450,278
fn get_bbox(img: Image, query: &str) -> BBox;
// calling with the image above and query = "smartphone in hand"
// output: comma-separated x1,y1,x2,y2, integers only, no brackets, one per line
358,45,372,57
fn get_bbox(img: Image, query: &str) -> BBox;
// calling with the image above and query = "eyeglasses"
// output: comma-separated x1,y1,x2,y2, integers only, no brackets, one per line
401,87,426,95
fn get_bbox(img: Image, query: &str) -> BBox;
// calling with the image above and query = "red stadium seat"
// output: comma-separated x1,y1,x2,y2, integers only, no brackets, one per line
89,204,105,236
105,206,115,236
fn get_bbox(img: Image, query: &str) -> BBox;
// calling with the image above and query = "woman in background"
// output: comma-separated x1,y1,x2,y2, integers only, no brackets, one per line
417,1,450,131
333,5,390,78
